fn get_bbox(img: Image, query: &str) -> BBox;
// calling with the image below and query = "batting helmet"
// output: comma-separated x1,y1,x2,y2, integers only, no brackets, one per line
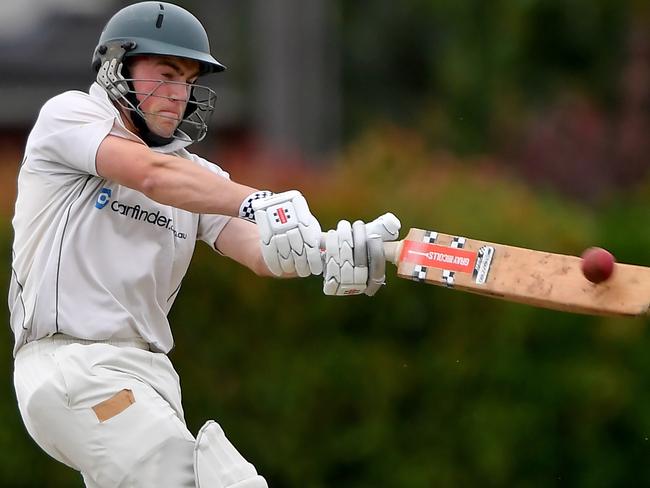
92,1,225,74
91,2,225,144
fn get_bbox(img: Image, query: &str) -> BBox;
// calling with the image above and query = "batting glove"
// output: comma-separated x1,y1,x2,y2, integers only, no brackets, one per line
239,190,323,277
323,213,401,296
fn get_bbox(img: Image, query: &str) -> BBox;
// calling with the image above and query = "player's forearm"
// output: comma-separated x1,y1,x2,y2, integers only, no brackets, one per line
97,136,258,216
140,154,256,216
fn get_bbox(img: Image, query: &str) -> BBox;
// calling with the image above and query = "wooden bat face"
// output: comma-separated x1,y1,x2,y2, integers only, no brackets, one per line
385,228,650,317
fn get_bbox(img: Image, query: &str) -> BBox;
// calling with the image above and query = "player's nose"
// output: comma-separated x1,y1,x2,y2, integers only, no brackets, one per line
169,83,191,103
156,82,189,103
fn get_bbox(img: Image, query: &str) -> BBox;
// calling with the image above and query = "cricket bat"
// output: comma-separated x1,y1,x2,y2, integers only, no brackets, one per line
382,228,650,317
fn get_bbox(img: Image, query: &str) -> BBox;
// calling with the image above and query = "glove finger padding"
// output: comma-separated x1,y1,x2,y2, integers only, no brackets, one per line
335,220,353,286
259,234,282,276
352,220,368,267
323,220,368,295
365,212,401,295
292,249,310,278
365,234,385,296
306,241,323,276
352,220,369,287
323,229,342,295
366,212,401,241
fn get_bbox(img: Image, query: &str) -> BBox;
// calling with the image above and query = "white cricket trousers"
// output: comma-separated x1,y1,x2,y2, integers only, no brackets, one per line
14,335,196,487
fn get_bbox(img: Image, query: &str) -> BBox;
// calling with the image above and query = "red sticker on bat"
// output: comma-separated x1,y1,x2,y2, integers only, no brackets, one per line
399,240,477,273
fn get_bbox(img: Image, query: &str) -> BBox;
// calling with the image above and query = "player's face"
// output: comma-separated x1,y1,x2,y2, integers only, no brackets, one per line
128,56,201,138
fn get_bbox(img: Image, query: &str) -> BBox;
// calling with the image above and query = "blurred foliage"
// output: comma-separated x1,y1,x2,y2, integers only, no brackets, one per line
338,0,650,202
339,0,628,153
0,127,648,487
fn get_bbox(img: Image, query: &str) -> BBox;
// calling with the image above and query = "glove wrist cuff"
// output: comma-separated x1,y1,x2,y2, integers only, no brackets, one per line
239,190,274,222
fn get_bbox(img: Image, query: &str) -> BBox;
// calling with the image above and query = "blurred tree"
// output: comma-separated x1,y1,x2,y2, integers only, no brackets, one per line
338,0,648,201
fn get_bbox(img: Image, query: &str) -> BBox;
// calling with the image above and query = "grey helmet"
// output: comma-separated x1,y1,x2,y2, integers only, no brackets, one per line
92,2,226,145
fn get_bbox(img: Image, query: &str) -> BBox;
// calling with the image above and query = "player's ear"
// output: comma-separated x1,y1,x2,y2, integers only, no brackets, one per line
121,56,139,78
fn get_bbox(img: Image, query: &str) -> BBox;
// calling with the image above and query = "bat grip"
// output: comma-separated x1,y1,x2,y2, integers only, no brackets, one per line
319,233,402,265
383,241,402,265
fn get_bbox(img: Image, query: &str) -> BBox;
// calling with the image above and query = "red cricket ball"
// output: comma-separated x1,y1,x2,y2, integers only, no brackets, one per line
580,247,615,284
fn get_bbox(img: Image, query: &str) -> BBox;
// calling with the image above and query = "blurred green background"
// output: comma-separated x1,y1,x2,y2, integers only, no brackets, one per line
1,0,649,486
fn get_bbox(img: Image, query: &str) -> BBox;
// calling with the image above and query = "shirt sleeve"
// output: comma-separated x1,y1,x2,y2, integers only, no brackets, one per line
27,90,137,176
188,154,233,249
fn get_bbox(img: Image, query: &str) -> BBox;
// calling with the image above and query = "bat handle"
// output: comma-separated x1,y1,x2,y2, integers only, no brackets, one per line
383,240,402,265
320,233,402,265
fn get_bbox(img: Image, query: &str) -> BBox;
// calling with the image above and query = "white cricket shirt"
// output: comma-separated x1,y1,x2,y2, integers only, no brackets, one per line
9,83,232,355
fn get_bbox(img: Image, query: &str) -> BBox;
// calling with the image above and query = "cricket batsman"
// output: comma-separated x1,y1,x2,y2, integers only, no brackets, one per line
8,2,400,487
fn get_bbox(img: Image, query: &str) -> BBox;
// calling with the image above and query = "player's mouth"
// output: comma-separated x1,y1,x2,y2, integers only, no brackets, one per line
157,110,180,119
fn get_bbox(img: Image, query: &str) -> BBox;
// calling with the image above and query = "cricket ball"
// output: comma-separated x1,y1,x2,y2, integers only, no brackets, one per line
580,247,615,284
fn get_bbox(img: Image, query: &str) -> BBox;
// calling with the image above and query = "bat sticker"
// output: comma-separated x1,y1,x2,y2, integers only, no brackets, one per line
473,246,495,285
399,240,477,274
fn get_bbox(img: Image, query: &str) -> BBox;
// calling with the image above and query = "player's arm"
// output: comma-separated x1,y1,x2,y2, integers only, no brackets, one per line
96,133,323,277
215,214,402,288
96,135,255,216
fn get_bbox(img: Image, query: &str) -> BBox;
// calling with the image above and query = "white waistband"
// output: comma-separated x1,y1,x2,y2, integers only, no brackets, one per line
17,333,151,357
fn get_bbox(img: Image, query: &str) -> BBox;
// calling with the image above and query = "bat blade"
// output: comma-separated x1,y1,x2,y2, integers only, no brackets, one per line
385,228,650,317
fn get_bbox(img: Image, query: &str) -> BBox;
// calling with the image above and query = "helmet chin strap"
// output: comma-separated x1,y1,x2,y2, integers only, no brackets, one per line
128,106,176,147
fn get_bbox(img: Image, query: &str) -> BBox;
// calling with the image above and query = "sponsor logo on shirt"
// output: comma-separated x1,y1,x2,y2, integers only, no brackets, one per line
95,188,112,209
94,187,187,239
